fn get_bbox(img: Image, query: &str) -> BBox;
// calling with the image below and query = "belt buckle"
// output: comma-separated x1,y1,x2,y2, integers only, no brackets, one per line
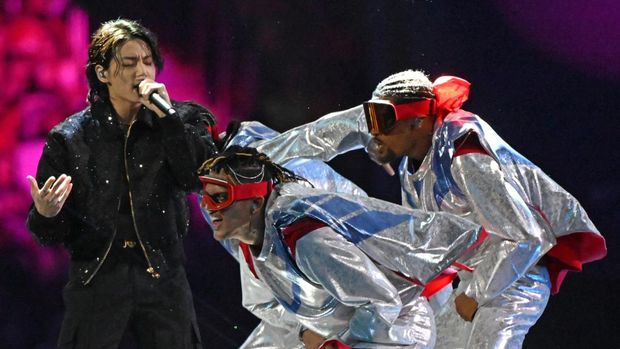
122,240,137,249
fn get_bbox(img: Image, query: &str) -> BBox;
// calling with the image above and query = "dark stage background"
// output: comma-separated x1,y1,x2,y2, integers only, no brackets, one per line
1,1,618,348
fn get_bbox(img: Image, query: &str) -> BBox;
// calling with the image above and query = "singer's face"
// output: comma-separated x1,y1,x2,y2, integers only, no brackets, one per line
105,39,157,105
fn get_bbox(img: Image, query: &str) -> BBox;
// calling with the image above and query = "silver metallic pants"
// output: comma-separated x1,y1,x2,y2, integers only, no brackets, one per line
240,321,304,349
434,265,551,349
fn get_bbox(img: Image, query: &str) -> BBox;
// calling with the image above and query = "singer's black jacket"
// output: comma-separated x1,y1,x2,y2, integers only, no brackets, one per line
26,100,217,285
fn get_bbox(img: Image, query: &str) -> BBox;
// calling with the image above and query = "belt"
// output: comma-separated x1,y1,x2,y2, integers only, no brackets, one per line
120,239,137,249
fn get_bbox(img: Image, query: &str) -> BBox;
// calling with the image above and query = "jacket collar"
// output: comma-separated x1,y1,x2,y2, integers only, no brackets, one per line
91,100,156,131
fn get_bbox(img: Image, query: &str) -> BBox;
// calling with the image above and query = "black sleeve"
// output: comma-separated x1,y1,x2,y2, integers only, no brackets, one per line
158,101,218,192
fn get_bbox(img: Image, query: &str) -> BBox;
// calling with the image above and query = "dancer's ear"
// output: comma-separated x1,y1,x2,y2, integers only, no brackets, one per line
250,197,265,215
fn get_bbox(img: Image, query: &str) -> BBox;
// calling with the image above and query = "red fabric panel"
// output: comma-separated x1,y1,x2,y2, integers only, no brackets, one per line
545,232,607,294
239,242,259,279
281,218,328,258
393,271,424,287
397,228,488,298
420,269,458,298
320,339,352,349
453,131,489,157
432,76,471,119
452,262,474,272
422,228,488,297
463,228,489,256
450,227,489,272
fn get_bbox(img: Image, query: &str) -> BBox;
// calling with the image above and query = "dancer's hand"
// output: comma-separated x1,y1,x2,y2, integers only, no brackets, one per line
301,329,330,349
27,174,73,218
455,292,478,322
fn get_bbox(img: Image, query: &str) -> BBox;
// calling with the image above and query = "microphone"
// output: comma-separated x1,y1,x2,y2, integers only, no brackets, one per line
149,92,176,116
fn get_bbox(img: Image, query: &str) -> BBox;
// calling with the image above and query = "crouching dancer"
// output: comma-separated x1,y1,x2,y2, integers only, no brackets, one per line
198,146,487,348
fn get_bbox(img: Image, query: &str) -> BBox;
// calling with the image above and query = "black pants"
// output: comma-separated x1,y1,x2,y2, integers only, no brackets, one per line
58,254,202,349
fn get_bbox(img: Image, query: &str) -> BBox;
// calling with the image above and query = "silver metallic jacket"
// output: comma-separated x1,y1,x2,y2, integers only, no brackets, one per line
216,182,484,348
254,106,605,297
205,122,484,348
250,106,606,348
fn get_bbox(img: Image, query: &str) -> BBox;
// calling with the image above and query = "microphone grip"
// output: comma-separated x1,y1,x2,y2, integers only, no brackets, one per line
149,92,176,116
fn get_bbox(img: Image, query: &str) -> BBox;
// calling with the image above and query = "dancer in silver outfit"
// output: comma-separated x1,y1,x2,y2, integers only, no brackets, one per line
250,70,606,348
198,147,486,348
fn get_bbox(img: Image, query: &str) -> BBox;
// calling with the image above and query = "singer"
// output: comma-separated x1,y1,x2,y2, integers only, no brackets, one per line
25,19,216,348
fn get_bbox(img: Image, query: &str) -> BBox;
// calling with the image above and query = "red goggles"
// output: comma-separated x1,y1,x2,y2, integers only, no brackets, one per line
199,175,271,211
363,99,435,134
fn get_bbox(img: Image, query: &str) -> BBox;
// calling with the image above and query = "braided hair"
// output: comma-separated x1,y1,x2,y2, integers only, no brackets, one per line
372,69,435,100
198,146,306,185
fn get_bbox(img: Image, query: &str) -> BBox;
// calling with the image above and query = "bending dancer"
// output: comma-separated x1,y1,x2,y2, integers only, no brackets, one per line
26,19,216,348
254,70,606,348
199,146,486,348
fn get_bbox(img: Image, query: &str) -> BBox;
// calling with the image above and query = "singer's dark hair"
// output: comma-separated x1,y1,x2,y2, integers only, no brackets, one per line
85,19,163,104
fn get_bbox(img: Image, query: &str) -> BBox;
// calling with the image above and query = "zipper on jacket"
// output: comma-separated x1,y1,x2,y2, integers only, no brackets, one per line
124,122,160,279
84,196,121,285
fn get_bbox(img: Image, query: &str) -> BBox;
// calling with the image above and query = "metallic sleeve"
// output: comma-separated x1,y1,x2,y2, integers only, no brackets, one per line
451,153,555,305
278,158,367,197
239,254,303,332
270,182,484,286
255,105,370,164
295,226,435,347
223,120,368,196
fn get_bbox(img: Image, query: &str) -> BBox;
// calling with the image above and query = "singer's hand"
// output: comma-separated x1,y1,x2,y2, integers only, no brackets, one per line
138,79,170,118
27,174,73,218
